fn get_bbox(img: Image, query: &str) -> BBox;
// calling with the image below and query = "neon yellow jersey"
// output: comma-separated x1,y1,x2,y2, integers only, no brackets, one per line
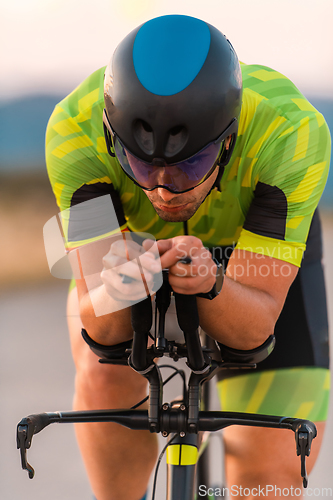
45,64,331,266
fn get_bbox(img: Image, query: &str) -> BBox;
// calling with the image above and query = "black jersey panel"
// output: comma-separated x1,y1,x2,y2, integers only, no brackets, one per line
243,182,288,240
68,183,126,242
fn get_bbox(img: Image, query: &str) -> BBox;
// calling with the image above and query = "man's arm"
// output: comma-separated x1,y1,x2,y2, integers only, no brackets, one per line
75,276,134,346
73,236,160,346
75,233,297,351
198,249,298,350
157,236,298,350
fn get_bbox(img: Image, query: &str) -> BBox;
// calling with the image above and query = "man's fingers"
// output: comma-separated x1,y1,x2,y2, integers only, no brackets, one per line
142,238,156,252
101,267,152,301
159,246,188,269
109,239,143,260
156,239,174,256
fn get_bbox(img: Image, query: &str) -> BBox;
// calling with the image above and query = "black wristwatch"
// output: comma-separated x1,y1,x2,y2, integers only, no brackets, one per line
196,258,224,300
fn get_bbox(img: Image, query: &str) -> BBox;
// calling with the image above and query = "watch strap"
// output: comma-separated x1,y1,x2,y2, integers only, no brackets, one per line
196,258,224,300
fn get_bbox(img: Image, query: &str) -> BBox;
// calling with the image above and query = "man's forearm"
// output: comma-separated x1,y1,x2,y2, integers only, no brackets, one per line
78,285,133,346
197,275,279,350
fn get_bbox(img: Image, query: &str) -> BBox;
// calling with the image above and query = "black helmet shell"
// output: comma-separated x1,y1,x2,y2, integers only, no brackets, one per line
104,15,242,163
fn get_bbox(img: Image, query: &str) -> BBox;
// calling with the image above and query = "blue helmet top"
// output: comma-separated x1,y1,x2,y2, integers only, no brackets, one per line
133,15,211,96
104,14,242,164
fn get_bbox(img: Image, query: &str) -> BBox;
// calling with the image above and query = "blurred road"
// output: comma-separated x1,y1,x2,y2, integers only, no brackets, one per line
1,214,333,500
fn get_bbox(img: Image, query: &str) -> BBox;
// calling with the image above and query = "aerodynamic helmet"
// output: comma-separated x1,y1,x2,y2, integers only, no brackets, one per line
103,15,242,193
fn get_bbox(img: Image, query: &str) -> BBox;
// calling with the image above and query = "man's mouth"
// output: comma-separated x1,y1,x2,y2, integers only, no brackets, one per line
155,203,189,213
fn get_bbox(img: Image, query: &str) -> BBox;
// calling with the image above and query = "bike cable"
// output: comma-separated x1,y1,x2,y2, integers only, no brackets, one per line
150,433,179,500
130,365,187,410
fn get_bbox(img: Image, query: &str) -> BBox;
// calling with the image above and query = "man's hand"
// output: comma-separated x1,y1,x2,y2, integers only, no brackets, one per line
101,237,161,302
157,236,216,294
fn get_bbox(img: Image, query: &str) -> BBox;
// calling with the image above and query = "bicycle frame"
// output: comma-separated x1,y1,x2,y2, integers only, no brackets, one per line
17,273,317,500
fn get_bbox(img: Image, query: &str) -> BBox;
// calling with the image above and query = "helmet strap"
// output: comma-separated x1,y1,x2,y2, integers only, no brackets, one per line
211,133,237,192
212,164,225,192
103,123,116,157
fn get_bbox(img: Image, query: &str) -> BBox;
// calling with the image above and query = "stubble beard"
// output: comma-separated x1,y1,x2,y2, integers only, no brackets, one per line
144,167,219,222
148,193,208,222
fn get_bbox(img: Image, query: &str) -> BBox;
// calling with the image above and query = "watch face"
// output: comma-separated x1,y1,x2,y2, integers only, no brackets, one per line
196,261,224,299
215,264,224,294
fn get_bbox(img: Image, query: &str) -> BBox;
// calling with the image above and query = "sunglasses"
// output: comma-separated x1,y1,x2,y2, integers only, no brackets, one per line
103,109,237,194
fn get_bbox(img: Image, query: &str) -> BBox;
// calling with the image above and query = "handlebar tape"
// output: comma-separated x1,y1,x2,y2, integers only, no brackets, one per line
131,296,152,334
174,294,199,332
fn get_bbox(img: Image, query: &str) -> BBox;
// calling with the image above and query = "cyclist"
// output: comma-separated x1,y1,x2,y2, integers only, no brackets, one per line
46,15,331,500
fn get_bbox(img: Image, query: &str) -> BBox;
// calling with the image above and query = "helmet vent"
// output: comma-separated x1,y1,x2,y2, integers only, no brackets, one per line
165,125,188,157
133,119,155,155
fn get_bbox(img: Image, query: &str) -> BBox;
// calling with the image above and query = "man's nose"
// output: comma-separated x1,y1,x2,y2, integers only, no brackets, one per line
156,187,176,202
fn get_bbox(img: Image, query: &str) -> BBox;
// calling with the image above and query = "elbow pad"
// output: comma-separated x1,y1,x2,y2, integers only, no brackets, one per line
217,335,276,364
81,328,132,361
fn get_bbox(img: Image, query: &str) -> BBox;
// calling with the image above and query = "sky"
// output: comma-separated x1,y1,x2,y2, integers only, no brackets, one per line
1,0,333,102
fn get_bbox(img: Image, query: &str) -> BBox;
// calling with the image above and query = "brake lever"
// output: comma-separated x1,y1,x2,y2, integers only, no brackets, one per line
16,413,54,478
17,424,35,479
294,421,317,488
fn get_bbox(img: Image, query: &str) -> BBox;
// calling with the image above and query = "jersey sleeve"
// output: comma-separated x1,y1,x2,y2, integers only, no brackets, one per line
235,99,331,267
45,71,128,250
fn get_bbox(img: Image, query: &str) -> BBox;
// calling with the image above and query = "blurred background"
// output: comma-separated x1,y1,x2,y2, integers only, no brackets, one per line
1,0,333,498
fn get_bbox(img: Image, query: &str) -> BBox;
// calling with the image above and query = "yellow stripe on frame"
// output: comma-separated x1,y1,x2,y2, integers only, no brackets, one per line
245,371,275,413
180,445,198,466
166,445,198,466
166,445,180,465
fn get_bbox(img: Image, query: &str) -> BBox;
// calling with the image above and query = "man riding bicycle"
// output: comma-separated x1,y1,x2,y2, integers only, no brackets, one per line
45,15,331,500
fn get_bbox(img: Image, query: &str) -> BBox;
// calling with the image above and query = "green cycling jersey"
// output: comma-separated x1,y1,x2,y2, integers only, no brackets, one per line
45,63,331,266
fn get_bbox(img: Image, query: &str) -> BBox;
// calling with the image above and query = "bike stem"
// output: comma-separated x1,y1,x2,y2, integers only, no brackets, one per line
16,271,317,487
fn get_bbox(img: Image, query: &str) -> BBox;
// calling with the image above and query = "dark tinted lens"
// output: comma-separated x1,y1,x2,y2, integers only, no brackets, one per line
114,138,222,193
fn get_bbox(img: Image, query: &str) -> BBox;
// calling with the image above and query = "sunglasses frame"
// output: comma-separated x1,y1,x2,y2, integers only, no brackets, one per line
102,109,238,193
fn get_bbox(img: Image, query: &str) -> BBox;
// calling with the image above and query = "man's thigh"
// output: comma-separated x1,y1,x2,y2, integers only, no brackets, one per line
216,257,330,422
67,285,149,407
215,255,330,488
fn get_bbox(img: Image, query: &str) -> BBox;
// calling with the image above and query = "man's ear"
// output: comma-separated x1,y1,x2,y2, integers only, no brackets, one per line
225,135,232,150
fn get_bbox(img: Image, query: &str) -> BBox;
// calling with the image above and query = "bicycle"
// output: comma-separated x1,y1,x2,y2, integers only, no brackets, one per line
17,269,317,500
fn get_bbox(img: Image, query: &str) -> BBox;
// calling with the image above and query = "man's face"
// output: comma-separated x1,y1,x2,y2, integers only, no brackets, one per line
143,168,219,222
